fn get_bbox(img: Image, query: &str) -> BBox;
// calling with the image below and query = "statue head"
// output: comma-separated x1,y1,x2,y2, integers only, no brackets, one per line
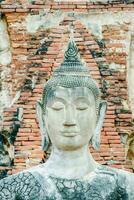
37,39,107,151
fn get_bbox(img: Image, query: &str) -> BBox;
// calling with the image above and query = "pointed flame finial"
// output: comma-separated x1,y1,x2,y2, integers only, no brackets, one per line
53,37,91,76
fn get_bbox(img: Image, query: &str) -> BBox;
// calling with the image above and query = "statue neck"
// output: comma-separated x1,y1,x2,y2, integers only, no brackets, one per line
45,145,98,179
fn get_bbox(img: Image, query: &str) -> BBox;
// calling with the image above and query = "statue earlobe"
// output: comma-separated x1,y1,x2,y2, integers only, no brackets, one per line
36,101,50,151
91,101,107,151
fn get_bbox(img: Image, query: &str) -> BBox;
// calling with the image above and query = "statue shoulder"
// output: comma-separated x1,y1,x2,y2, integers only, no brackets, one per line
98,164,133,178
98,165,134,200
0,170,42,200
116,168,134,200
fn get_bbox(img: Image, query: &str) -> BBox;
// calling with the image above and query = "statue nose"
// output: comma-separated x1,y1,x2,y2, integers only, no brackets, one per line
63,106,76,126
63,120,76,127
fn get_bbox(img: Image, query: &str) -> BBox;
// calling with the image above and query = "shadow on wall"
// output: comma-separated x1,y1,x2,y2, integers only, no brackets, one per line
0,130,14,180
0,170,8,179
127,132,134,160
0,130,14,167
118,129,134,171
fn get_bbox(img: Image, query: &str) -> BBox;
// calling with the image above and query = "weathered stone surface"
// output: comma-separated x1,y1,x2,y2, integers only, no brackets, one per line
26,11,64,33
0,18,11,66
128,38,134,119
0,17,12,122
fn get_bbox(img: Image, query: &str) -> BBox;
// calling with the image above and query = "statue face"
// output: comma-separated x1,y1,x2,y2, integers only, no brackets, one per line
44,86,97,151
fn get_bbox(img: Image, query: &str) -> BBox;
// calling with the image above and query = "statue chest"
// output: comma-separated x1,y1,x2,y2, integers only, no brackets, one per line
37,175,128,200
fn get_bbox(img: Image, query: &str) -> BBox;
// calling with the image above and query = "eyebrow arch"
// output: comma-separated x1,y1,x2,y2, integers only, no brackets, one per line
53,97,66,104
74,97,91,104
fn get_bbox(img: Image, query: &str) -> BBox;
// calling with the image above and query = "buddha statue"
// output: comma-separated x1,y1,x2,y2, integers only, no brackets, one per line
0,39,134,200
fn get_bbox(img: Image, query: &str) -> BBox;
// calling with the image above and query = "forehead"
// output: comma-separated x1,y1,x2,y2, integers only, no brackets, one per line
54,86,95,100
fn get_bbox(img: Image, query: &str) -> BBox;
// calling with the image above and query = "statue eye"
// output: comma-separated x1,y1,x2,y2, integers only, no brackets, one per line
76,103,89,110
51,102,64,110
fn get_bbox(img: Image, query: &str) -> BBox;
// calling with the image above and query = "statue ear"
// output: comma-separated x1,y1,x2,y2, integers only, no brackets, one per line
91,101,107,151
36,101,50,151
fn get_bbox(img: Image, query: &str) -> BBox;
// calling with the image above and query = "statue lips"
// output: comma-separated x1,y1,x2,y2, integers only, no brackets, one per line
60,130,79,137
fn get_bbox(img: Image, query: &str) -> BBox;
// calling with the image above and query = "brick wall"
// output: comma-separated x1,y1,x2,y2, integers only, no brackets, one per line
0,0,134,175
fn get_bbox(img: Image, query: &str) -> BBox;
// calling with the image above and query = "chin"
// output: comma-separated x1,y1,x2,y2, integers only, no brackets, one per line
56,137,87,151
58,145,83,151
